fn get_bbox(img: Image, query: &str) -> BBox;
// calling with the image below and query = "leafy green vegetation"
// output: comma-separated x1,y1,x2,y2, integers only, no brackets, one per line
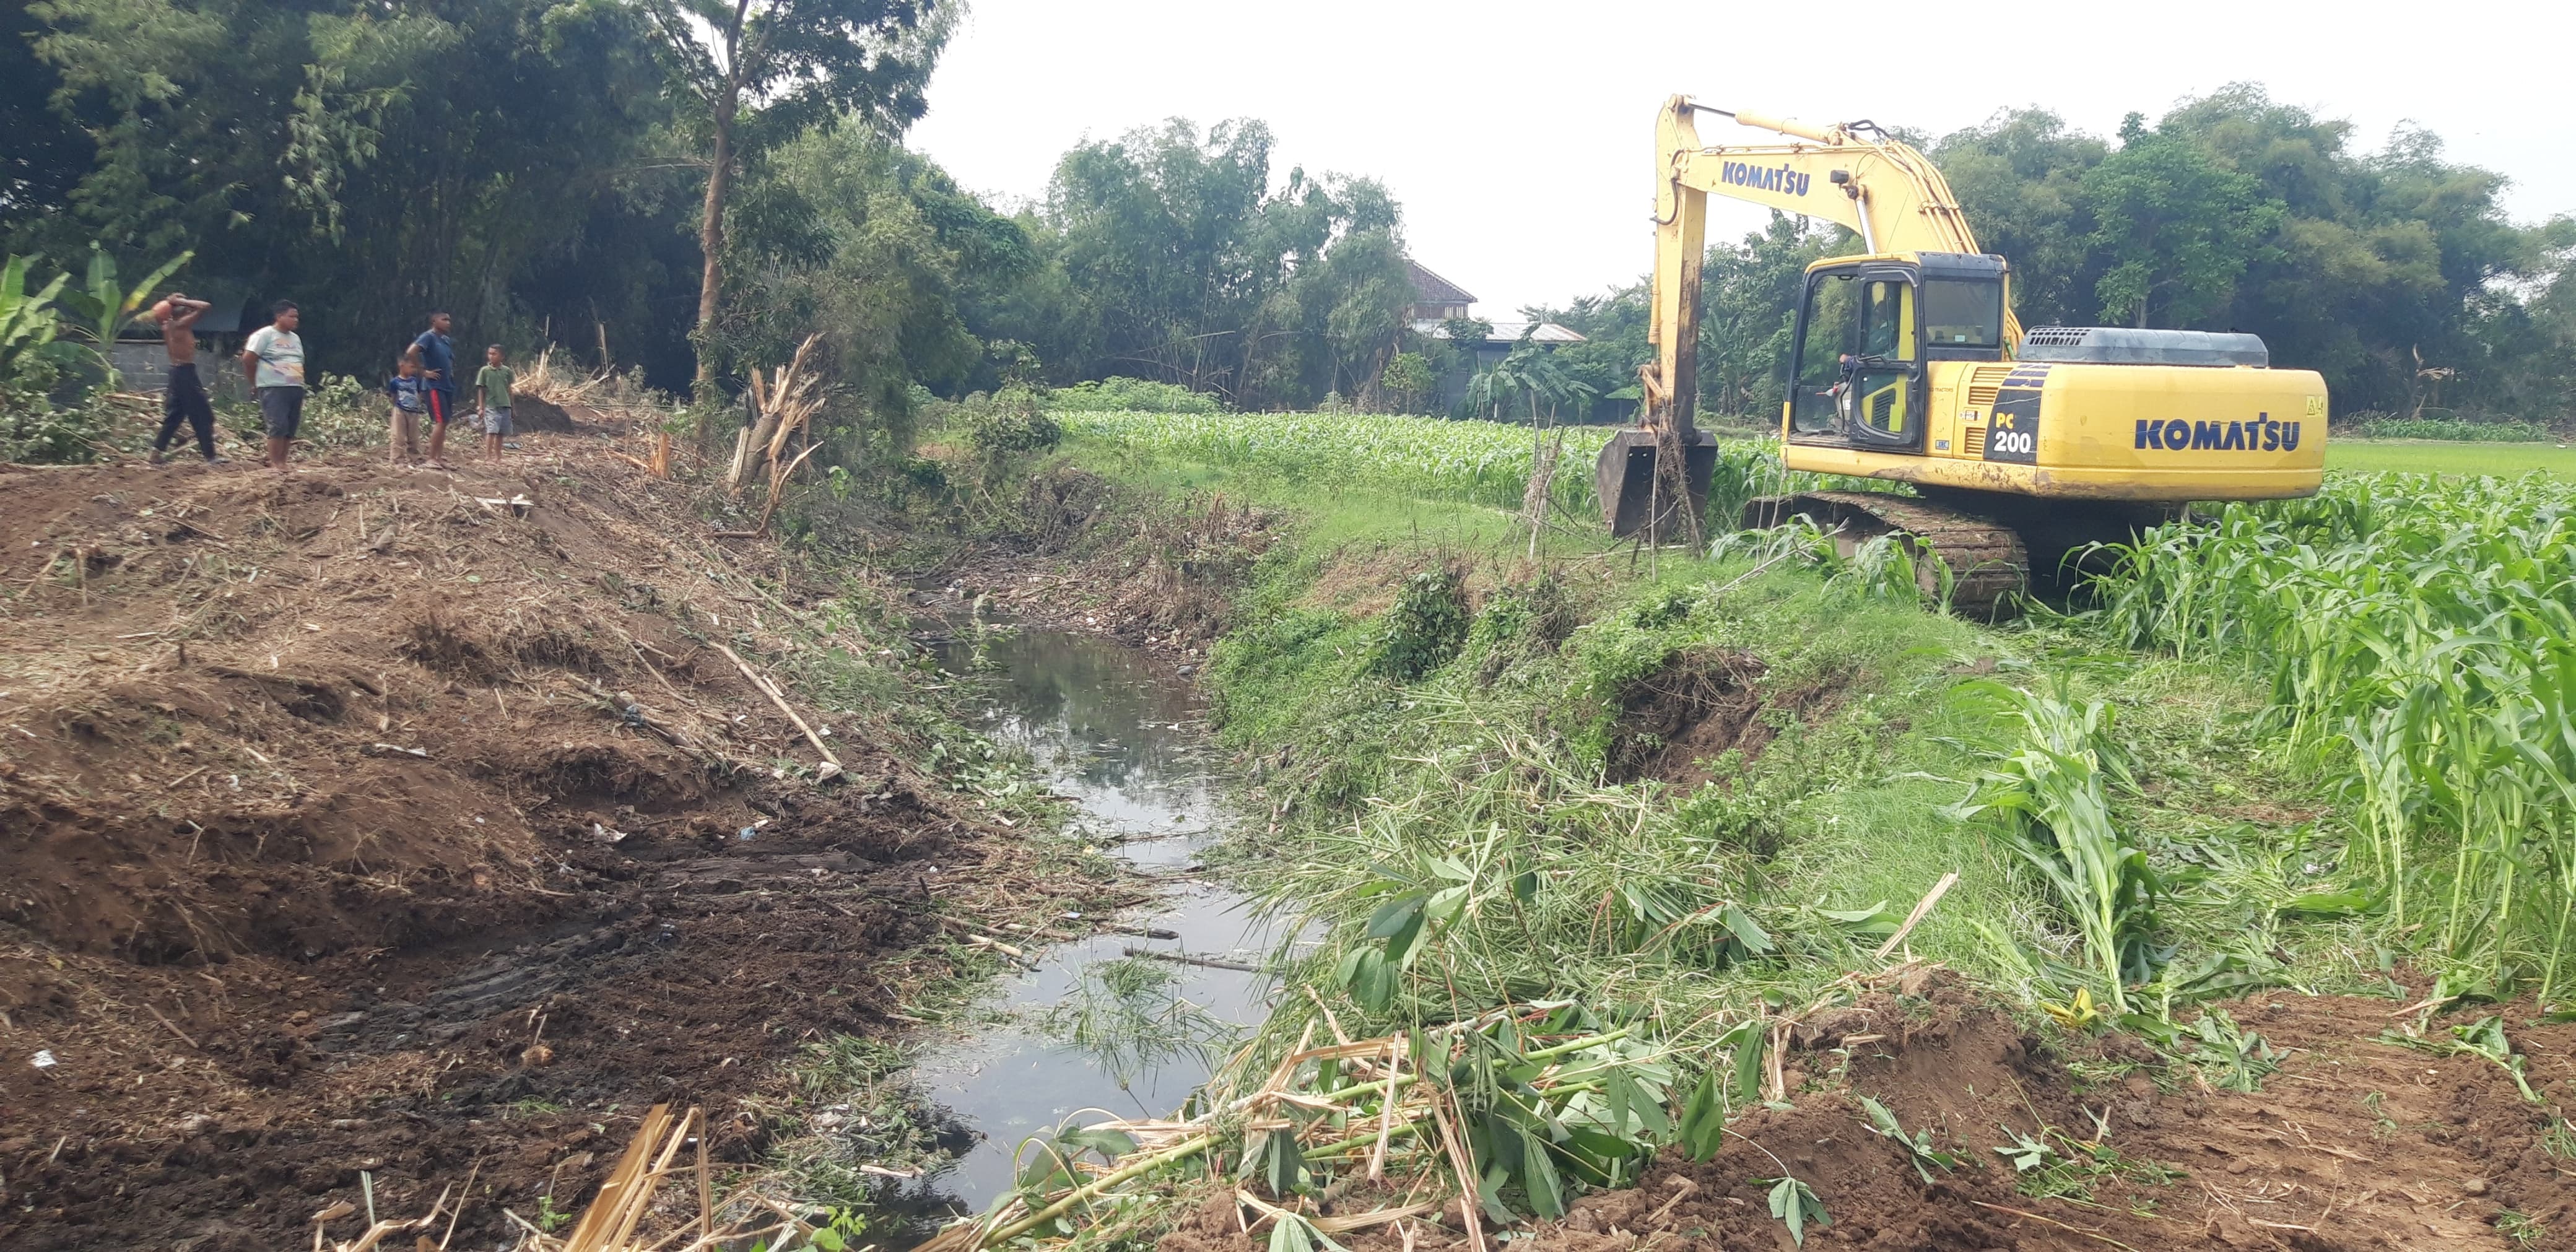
2086,471,2576,1002
2342,415,2551,442
2326,440,2576,477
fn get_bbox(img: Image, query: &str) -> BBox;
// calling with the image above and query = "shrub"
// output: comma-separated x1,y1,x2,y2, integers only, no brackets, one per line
1368,567,1470,681
2339,412,2550,442
1048,376,1224,414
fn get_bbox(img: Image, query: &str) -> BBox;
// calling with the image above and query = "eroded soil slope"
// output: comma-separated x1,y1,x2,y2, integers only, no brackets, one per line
0,438,1015,1250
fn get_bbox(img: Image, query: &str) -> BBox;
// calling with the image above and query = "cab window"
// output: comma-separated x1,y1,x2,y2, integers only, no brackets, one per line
1921,279,2002,348
1858,279,1915,361
1851,279,1916,440
1791,271,1858,435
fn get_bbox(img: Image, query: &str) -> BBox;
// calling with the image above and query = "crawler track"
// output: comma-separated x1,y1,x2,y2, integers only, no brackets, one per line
1745,490,2030,612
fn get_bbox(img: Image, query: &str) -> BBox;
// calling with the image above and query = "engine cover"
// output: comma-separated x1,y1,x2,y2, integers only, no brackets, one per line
2016,326,2269,368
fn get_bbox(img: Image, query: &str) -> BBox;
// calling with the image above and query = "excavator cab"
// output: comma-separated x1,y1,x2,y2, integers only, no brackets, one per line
1785,253,2008,451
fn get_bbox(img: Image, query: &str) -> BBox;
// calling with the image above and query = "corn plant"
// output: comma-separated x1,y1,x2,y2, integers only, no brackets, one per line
1947,683,2161,1012
2081,472,2576,1001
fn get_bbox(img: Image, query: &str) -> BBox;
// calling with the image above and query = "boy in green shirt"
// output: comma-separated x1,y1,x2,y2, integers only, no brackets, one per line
475,344,515,460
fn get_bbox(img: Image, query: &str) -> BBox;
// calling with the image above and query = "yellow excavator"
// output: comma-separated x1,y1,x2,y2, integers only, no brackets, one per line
1597,97,2326,609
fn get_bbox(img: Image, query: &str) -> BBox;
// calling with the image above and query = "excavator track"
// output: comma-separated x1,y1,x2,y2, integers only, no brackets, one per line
1743,491,2029,614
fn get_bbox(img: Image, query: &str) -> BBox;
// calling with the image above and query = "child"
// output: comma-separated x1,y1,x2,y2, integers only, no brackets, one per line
475,344,515,460
385,349,429,464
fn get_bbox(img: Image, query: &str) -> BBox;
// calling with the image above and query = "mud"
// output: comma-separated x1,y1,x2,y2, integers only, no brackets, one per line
0,442,1033,1250
1158,973,2576,1251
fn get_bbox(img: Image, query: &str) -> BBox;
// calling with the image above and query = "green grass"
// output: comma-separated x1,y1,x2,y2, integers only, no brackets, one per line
832,407,2424,1245
2326,438,2576,476
1050,412,2367,1048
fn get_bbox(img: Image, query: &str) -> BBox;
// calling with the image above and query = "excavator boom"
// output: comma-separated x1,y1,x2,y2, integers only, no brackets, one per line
1641,97,2016,445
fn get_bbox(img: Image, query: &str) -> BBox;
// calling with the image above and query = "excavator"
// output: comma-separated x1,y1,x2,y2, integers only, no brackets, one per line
1597,97,2326,611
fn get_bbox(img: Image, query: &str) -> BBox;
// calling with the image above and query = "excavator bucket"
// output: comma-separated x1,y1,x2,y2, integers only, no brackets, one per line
1595,428,1718,540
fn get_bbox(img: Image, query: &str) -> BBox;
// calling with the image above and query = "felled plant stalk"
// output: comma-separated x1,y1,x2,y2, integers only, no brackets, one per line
711,641,843,781
723,334,825,516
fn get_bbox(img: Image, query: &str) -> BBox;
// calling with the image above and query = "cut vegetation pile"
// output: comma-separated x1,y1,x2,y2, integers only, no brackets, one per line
0,438,1041,1251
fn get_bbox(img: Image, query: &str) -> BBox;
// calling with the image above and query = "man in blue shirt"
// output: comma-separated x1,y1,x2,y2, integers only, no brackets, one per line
413,311,459,469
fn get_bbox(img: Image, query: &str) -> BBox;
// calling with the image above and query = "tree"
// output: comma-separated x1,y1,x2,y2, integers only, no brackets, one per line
1380,351,1434,412
1042,120,1411,408
1931,108,2107,329
25,0,690,382
635,0,946,391
2081,117,2283,328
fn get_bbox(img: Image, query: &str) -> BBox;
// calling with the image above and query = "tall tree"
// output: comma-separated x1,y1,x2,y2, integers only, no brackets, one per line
27,0,686,381
1930,108,2107,329
2081,113,2282,328
1042,120,1411,407
633,0,944,391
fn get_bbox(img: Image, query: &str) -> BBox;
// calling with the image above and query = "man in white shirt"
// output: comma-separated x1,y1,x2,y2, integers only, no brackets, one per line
240,300,305,472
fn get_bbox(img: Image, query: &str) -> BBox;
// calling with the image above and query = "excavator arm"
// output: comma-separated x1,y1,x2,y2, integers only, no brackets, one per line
1641,95,2021,440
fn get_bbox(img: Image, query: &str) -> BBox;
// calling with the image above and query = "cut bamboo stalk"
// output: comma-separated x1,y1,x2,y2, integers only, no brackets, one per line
710,641,842,780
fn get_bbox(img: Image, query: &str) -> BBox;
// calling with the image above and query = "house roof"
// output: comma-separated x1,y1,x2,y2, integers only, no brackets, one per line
1411,319,1587,346
1404,259,1477,308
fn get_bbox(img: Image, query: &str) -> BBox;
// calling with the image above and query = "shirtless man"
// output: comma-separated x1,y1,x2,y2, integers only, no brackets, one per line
147,293,225,464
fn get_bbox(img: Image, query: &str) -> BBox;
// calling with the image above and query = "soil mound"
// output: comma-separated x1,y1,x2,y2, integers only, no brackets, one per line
1159,972,2576,1252
0,441,1010,1250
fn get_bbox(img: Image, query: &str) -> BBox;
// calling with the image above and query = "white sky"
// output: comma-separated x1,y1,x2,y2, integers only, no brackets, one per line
910,0,2576,318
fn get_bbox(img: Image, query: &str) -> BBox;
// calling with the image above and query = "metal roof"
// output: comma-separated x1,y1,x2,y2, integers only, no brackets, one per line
1411,319,1587,345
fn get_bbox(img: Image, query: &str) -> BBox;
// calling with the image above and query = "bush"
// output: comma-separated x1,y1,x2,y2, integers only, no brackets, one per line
1368,567,1470,682
1048,376,1225,414
2339,411,2550,442
295,374,385,448
1,394,108,463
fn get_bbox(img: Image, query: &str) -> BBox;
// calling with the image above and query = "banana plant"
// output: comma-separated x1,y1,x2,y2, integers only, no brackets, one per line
1,254,75,385
53,243,194,392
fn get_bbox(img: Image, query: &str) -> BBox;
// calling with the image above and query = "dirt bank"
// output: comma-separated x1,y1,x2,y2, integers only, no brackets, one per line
1154,973,2576,1250
0,435,1033,1250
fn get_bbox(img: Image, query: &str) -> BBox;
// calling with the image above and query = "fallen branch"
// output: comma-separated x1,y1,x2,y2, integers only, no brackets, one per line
1873,871,1959,959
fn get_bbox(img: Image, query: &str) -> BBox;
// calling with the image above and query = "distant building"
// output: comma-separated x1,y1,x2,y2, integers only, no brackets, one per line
1403,259,1586,417
1404,260,1477,321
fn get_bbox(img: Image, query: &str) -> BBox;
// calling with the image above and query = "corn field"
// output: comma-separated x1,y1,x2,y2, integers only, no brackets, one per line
1057,410,1811,521
2086,471,2576,1000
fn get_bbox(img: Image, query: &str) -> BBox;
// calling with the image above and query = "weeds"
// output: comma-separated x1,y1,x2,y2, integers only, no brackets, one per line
1859,1097,1964,1183
2375,1013,2543,1102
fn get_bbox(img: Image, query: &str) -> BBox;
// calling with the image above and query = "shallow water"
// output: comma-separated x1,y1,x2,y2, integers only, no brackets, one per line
907,624,1284,1209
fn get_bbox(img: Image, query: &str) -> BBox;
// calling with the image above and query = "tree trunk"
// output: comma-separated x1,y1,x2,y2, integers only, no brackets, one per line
693,99,738,394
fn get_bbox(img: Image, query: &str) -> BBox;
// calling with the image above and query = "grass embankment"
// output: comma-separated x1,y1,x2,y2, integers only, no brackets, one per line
954,411,2391,1240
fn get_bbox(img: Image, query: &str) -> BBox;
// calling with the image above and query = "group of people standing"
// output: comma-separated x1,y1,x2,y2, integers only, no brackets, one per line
145,300,520,473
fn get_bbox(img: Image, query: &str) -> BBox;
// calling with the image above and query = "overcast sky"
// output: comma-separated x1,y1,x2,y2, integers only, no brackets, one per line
910,0,2575,318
